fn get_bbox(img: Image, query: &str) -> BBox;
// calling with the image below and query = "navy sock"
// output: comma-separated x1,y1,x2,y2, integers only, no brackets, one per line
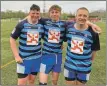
39,82,47,85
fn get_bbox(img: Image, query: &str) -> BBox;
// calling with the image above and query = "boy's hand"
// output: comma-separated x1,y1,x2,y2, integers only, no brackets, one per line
86,21,102,34
15,56,23,64
92,24,102,34
61,45,63,49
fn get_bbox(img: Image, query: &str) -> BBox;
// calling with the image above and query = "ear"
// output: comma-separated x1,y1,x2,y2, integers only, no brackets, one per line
48,12,50,17
87,17,89,20
88,15,89,19
75,15,77,19
60,12,61,15
28,12,30,15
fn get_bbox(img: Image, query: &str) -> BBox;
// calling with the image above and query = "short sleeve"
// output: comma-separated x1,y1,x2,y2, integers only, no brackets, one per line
41,25,45,39
63,22,68,42
11,22,23,39
91,32,100,51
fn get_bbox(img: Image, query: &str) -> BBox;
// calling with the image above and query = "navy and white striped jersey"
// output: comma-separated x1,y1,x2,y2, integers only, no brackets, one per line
64,23,100,74
40,18,67,54
11,19,44,60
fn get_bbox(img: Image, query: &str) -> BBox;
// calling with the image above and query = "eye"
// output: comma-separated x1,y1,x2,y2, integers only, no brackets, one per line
78,14,82,17
32,13,35,15
83,15,87,17
55,11,58,14
36,13,39,15
51,11,54,14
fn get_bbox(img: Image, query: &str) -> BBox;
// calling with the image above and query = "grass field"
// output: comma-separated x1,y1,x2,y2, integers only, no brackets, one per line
1,19,106,85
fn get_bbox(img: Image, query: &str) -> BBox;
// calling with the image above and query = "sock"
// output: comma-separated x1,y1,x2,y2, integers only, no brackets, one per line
39,82,47,85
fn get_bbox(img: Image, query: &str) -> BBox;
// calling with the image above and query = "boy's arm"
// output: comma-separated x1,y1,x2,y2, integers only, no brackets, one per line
86,21,102,34
91,51,96,62
10,37,23,63
91,31,100,62
10,22,23,63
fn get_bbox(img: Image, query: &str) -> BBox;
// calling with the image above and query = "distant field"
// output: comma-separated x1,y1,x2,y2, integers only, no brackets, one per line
1,19,106,85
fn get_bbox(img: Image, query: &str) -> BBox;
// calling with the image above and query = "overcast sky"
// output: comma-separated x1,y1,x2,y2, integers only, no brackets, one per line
1,1,106,13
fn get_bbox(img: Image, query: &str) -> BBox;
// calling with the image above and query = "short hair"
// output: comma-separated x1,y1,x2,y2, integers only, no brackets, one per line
75,7,89,16
49,5,62,12
30,4,40,11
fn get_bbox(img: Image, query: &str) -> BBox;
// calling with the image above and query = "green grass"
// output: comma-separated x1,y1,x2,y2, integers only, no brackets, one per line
1,20,106,85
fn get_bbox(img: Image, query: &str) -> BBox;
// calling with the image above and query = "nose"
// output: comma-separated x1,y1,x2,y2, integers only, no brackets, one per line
80,15,84,19
34,14,39,18
53,12,57,16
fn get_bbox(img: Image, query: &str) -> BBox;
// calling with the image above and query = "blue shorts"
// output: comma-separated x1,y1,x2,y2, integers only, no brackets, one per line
40,54,62,74
64,68,90,82
17,58,41,74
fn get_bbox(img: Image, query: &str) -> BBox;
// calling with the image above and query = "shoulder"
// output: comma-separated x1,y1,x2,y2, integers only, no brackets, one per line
39,18,50,22
88,26,98,35
65,21,75,29
66,21,75,25
59,20,67,25
17,19,27,27
87,26,99,38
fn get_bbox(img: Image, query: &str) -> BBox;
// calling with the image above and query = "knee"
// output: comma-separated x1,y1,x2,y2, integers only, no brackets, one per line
52,80,58,85
65,80,76,85
28,79,35,84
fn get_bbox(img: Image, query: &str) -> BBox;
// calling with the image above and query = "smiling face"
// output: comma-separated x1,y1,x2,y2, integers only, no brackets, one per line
49,5,61,22
29,10,40,23
49,9,61,21
75,8,89,25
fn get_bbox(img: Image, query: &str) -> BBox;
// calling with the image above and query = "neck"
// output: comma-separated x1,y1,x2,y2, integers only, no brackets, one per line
27,16,38,25
52,19,59,22
74,23,88,31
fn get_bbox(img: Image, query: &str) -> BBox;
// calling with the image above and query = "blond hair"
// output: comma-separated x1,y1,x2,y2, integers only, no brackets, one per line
75,7,89,16
49,5,62,12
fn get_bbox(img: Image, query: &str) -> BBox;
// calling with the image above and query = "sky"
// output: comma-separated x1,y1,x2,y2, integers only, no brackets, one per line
1,1,106,13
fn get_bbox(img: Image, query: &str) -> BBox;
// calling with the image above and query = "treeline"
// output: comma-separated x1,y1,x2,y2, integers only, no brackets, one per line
1,10,28,19
90,9,106,18
1,10,70,20
1,9,106,19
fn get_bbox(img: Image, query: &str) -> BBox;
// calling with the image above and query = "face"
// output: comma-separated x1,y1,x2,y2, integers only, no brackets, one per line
75,9,89,25
29,10,40,23
49,9,61,21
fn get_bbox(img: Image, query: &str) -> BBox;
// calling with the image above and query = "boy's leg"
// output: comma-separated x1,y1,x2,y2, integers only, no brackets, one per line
76,80,86,86
17,73,28,85
39,63,53,85
39,54,56,85
51,54,62,85
65,77,76,85
39,72,48,85
65,79,76,85
52,72,59,85
76,72,90,85
28,58,41,85
17,59,32,85
51,64,61,85
64,68,76,85
28,72,38,85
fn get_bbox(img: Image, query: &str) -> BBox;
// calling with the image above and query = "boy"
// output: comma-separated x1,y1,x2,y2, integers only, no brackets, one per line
64,7,100,85
10,4,44,85
39,5,66,85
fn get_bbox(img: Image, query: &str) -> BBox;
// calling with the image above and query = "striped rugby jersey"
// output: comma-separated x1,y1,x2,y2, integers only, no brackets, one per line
64,22,100,73
40,18,68,54
11,19,44,60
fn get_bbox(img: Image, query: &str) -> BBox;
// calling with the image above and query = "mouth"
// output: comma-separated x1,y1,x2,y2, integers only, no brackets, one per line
32,17,39,20
52,17,58,20
79,19,85,21
79,20,86,23
52,16,57,19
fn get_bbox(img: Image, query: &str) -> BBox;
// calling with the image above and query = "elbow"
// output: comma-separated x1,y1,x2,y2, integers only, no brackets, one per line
10,37,15,44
